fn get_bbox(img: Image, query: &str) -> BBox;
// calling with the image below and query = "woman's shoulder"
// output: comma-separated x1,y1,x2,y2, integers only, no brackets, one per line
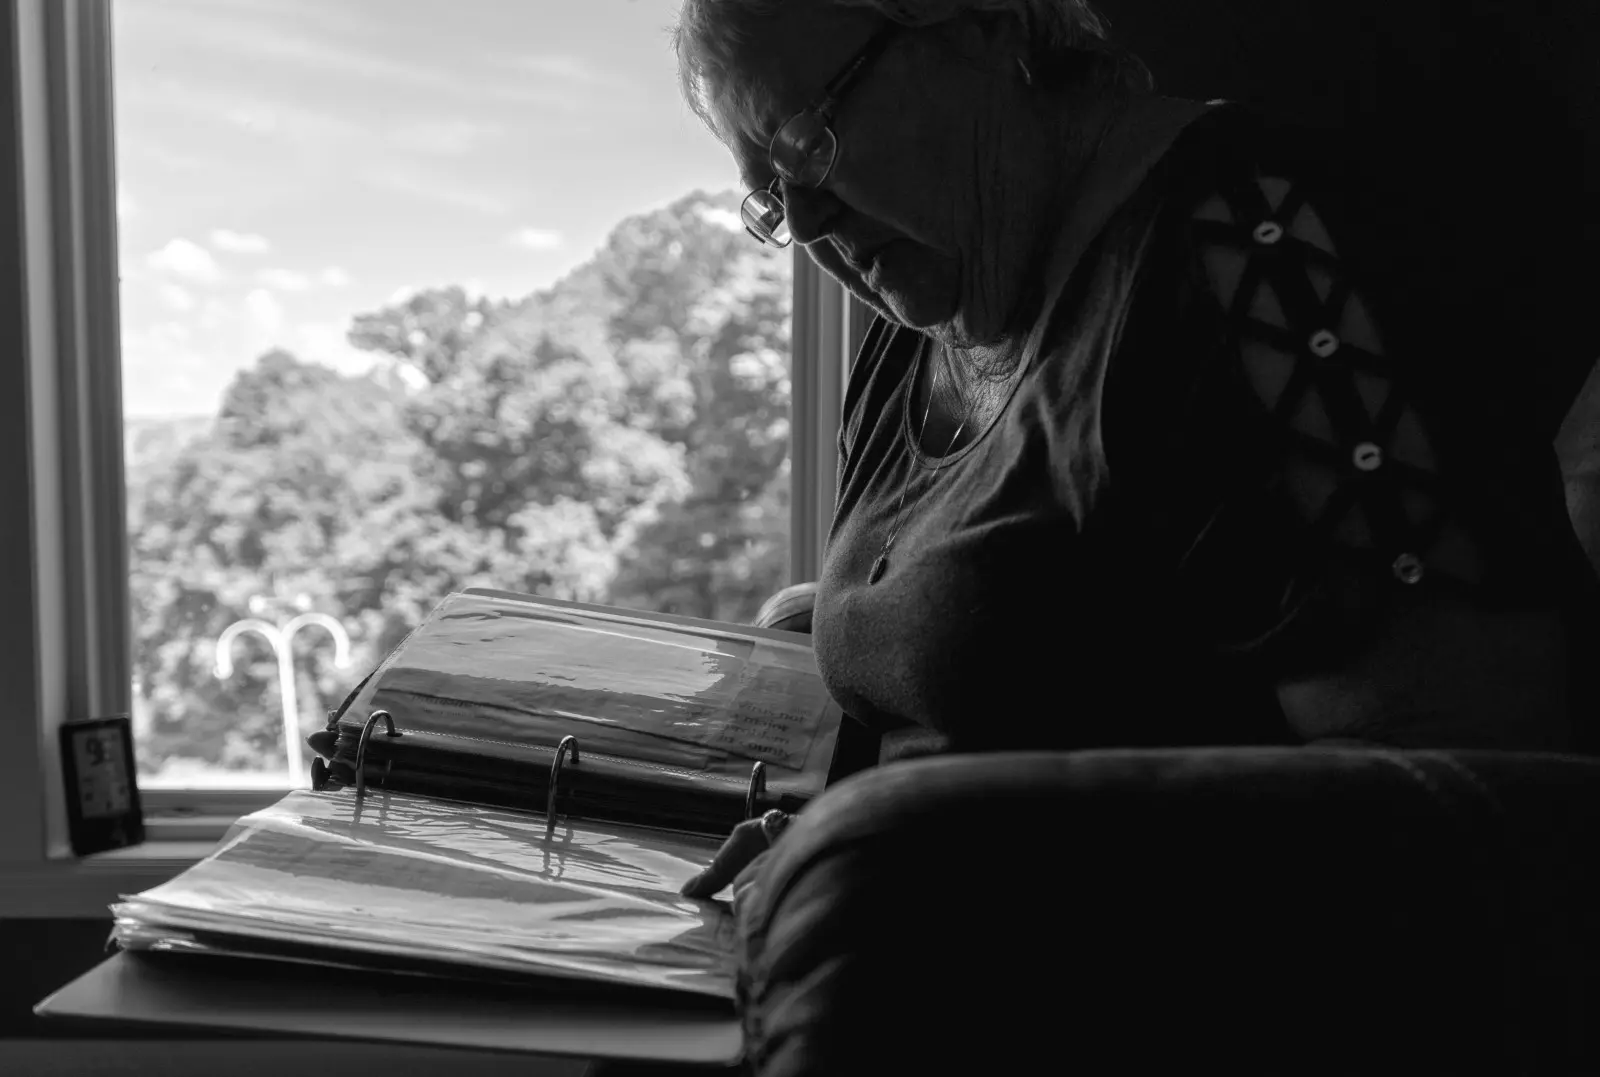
1143,101,1353,223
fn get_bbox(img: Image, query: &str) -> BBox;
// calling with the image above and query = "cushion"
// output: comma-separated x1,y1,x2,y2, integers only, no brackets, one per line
734,747,1600,1075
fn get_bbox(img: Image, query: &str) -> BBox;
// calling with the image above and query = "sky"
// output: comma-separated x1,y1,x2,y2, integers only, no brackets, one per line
113,0,742,418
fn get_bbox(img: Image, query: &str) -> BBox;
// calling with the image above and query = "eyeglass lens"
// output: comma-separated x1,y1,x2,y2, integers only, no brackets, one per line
741,188,791,247
742,113,837,246
771,113,837,187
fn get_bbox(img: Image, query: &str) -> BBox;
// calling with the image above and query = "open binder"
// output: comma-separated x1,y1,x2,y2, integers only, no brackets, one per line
65,589,845,1061
314,588,841,836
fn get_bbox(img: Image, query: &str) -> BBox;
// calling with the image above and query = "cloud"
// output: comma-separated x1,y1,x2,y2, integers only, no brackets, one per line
117,187,138,220
147,238,223,283
243,34,450,88
386,119,502,156
158,283,197,312
198,298,229,331
221,101,352,144
123,3,615,125
244,288,284,333
369,169,511,215
257,268,312,291
290,320,374,375
137,4,464,94
508,227,565,252
255,266,351,291
120,320,214,417
480,53,641,112
123,81,359,151
515,55,606,85
210,229,272,254
698,206,744,233
125,318,192,351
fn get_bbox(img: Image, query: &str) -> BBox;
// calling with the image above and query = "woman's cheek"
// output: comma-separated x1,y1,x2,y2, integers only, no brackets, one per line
803,243,860,293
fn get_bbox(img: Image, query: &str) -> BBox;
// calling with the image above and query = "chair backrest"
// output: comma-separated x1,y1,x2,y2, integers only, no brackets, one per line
1098,0,1600,439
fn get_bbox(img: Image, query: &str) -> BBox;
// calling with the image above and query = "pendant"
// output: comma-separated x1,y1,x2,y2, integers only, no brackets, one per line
868,553,888,585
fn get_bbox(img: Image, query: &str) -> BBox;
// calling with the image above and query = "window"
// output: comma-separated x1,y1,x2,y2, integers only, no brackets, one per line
115,0,811,792
5,0,855,879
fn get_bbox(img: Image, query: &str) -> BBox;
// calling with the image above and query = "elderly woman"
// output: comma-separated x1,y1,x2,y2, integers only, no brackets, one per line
672,0,1599,900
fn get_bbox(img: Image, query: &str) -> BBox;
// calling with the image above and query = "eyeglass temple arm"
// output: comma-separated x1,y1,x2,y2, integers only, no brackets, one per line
814,24,898,117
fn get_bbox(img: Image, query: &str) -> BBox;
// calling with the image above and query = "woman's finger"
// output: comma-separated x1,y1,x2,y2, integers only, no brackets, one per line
731,874,758,921
679,818,769,898
730,848,769,896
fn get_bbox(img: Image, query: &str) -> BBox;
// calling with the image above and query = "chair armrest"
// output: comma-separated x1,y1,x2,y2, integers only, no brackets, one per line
735,747,1600,1076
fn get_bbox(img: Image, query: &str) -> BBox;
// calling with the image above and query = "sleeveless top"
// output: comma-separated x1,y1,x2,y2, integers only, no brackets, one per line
811,103,1598,758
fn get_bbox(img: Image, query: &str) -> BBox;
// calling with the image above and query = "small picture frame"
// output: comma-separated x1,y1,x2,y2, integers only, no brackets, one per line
60,715,146,856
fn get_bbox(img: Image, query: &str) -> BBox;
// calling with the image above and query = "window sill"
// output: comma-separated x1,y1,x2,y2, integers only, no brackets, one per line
0,839,218,919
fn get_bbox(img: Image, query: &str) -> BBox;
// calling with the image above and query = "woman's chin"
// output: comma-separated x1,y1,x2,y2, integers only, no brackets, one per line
876,292,958,332
856,273,957,331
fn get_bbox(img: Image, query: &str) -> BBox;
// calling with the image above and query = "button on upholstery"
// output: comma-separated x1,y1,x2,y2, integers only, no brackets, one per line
1392,553,1425,585
1253,221,1283,245
1352,442,1383,472
1309,330,1340,358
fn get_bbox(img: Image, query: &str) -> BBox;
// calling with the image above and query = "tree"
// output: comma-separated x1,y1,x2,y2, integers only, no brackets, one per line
127,188,795,778
130,353,427,775
599,192,794,619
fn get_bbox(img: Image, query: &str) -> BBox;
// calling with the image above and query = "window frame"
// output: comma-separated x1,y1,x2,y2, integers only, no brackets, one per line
1,0,862,912
791,254,848,583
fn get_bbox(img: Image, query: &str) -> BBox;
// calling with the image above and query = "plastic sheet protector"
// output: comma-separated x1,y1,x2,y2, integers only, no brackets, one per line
112,790,736,999
350,590,839,780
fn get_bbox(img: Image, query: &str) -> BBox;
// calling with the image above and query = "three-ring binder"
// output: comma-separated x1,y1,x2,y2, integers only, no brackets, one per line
541,742,772,836
354,710,403,799
745,761,766,821
354,716,776,833
546,735,581,839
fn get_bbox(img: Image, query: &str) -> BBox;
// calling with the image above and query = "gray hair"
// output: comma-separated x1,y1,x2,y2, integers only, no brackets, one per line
671,0,1147,146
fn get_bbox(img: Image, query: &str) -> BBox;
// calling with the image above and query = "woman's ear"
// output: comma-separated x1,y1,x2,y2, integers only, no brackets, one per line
967,7,1032,53
923,8,1029,72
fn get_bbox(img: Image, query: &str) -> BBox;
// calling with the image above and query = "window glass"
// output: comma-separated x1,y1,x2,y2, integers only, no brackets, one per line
115,0,792,788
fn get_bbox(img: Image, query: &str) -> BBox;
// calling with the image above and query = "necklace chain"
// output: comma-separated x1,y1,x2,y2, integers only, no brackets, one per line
869,340,970,585
863,110,1124,587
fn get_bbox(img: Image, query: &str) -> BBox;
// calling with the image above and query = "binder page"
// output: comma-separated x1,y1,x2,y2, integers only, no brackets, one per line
113,790,737,999
350,591,839,783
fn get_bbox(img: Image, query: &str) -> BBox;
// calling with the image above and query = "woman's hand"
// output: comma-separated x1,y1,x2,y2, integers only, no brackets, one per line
680,809,792,902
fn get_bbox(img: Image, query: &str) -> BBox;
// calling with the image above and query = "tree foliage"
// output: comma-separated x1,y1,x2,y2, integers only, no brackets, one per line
127,190,793,779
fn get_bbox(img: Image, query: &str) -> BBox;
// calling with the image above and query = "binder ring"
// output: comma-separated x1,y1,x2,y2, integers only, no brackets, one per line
354,710,402,800
546,735,581,839
745,761,767,820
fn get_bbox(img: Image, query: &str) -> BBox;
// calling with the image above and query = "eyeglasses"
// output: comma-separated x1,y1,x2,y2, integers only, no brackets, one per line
740,25,898,248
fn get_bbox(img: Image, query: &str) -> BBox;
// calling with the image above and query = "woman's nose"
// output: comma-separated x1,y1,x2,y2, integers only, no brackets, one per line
783,184,840,247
